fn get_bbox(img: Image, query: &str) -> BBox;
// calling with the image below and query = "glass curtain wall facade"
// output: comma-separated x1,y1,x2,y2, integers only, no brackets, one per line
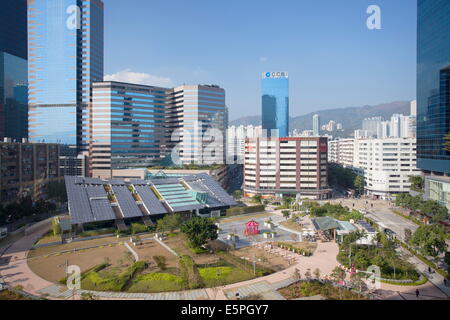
28,0,104,153
0,0,28,141
90,82,167,178
261,72,289,138
417,0,450,174
166,85,226,165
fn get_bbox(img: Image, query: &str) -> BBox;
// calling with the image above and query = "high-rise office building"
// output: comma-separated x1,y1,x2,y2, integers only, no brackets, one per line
28,0,104,153
166,85,226,165
417,0,450,210
312,114,320,136
417,0,449,175
89,81,168,178
0,0,28,141
261,72,289,137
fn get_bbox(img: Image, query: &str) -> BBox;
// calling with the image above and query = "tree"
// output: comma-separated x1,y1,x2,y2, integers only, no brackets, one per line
330,267,347,299
181,217,218,249
293,268,302,281
350,272,368,293
233,190,243,201
47,181,67,202
157,214,182,233
410,225,447,257
304,268,312,280
282,197,294,209
408,176,424,193
252,195,262,204
404,228,412,243
310,206,327,217
419,200,448,223
354,176,365,196
282,210,290,220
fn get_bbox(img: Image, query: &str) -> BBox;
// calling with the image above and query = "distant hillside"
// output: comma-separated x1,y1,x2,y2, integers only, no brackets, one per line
229,101,411,135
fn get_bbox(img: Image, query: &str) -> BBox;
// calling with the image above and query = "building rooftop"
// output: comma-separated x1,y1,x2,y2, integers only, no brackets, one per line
65,173,237,225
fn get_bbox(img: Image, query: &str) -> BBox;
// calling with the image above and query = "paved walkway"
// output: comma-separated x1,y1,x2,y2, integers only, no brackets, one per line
0,223,55,297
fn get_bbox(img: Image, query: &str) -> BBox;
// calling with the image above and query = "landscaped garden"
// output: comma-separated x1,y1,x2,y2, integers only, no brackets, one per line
28,216,289,294
278,280,367,300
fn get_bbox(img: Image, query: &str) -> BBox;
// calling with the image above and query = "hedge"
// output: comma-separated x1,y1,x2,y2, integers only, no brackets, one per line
225,205,265,216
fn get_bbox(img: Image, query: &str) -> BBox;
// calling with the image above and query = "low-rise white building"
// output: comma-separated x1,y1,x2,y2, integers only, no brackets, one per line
353,137,420,199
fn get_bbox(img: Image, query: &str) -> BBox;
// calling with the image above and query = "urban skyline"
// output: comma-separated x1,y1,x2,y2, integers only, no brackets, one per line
0,0,449,305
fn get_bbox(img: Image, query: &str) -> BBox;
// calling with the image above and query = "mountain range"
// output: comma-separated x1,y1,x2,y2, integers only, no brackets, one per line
229,101,412,137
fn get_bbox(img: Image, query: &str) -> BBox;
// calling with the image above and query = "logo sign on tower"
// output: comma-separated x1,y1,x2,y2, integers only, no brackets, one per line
263,72,289,79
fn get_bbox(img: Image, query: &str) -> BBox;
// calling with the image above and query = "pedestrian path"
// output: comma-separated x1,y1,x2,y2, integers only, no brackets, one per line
398,246,450,297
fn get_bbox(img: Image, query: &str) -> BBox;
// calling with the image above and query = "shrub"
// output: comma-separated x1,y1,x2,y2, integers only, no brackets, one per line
131,223,148,235
153,256,167,270
178,255,204,289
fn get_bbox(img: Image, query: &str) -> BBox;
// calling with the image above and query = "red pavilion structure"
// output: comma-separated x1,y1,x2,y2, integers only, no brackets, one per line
244,220,260,236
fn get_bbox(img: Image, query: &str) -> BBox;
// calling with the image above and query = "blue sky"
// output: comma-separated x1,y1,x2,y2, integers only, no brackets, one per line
104,0,417,120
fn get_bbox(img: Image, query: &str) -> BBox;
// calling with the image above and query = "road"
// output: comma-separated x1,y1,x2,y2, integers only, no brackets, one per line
366,210,419,241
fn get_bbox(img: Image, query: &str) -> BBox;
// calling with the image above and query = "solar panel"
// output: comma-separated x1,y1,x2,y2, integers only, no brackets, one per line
65,176,95,224
86,185,116,222
82,177,104,185
112,185,143,218
134,185,168,215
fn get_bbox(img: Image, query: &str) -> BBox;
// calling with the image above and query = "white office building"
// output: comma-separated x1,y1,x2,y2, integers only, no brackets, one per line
328,139,355,168
353,137,420,199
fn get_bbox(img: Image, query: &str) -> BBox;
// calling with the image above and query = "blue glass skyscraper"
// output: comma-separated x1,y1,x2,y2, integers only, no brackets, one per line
261,72,289,137
417,0,450,174
28,0,104,152
0,0,28,141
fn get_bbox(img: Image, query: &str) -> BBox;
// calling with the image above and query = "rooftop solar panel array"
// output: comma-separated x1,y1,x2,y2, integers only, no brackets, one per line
65,173,237,225
112,185,143,218
82,177,104,185
65,176,94,224
85,185,116,221
134,185,168,215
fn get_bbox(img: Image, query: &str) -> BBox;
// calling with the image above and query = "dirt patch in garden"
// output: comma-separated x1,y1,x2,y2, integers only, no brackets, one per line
28,236,125,259
27,243,131,283
231,246,292,271
133,240,179,270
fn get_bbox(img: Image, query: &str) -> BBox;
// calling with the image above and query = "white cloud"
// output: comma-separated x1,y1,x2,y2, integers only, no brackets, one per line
259,57,268,63
104,69,173,87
